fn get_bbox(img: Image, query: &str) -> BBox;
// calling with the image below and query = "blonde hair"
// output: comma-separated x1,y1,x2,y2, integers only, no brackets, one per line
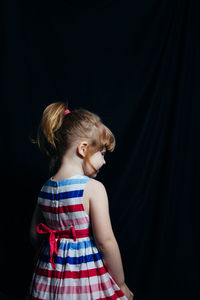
34,102,115,172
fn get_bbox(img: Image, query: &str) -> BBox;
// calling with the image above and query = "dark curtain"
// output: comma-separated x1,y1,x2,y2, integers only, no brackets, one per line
1,0,199,299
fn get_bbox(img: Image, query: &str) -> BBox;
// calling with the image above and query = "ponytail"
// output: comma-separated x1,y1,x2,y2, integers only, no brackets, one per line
37,102,68,156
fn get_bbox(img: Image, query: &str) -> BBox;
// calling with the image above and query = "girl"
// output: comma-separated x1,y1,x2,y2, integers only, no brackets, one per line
29,102,134,300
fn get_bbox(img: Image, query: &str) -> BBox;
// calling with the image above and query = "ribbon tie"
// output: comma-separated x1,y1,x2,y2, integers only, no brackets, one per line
36,223,77,269
71,225,77,241
36,223,58,269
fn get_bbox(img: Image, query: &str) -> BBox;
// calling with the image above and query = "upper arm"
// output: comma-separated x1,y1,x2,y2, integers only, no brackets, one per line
30,204,44,245
88,180,115,246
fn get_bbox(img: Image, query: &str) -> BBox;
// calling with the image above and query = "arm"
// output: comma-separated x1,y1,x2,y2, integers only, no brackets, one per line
29,204,44,249
88,180,125,287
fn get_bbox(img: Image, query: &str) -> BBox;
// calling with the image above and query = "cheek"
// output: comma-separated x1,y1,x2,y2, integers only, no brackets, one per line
100,157,105,165
89,153,103,168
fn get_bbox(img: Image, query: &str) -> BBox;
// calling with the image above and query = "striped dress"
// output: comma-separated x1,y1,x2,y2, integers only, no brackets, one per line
29,174,127,300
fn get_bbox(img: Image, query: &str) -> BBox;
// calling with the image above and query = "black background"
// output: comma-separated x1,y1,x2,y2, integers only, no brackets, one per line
1,0,200,299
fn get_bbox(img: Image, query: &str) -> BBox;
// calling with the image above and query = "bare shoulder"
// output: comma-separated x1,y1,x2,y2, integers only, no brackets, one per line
82,178,107,216
85,178,107,198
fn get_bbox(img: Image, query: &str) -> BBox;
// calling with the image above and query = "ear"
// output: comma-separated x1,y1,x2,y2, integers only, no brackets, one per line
77,141,89,158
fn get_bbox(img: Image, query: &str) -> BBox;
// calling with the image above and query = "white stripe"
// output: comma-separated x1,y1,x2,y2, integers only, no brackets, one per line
41,182,89,194
34,273,111,287
57,246,99,257
37,259,104,272
38,197,86,207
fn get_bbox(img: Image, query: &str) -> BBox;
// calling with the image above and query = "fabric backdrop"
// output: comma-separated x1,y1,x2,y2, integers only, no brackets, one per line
1,0,199,299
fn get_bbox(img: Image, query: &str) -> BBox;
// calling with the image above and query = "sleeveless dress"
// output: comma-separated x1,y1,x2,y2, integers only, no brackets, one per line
29,174,127,300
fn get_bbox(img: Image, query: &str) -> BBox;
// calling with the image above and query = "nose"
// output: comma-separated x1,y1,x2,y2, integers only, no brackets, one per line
103,159,106,165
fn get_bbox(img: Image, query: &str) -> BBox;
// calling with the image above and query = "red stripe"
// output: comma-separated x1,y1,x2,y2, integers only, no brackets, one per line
35,265,107,279
39,203,84,214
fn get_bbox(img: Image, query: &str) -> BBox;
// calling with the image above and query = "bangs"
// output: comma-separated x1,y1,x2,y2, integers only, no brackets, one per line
101,125,115,152
83,118,116,155
97,124,116,152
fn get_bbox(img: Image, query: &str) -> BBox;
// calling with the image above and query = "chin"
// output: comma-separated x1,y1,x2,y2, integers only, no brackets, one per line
91,171,99,178
91,174,97,178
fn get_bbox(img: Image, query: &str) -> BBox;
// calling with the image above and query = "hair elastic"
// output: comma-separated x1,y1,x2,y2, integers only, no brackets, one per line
64,109,70,115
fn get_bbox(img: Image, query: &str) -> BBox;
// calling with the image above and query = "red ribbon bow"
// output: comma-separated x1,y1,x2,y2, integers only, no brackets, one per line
36,223,77,269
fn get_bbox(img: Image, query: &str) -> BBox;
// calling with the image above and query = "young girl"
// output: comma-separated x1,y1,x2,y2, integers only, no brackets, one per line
29,102,134,300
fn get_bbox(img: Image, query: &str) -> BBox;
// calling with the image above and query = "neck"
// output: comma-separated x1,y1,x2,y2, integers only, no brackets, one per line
52,150,84,180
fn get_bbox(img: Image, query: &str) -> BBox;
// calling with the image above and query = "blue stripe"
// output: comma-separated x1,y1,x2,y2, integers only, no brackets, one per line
39,189,84,200
59,239,96,250
44,178,90,187
40,252,101,265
